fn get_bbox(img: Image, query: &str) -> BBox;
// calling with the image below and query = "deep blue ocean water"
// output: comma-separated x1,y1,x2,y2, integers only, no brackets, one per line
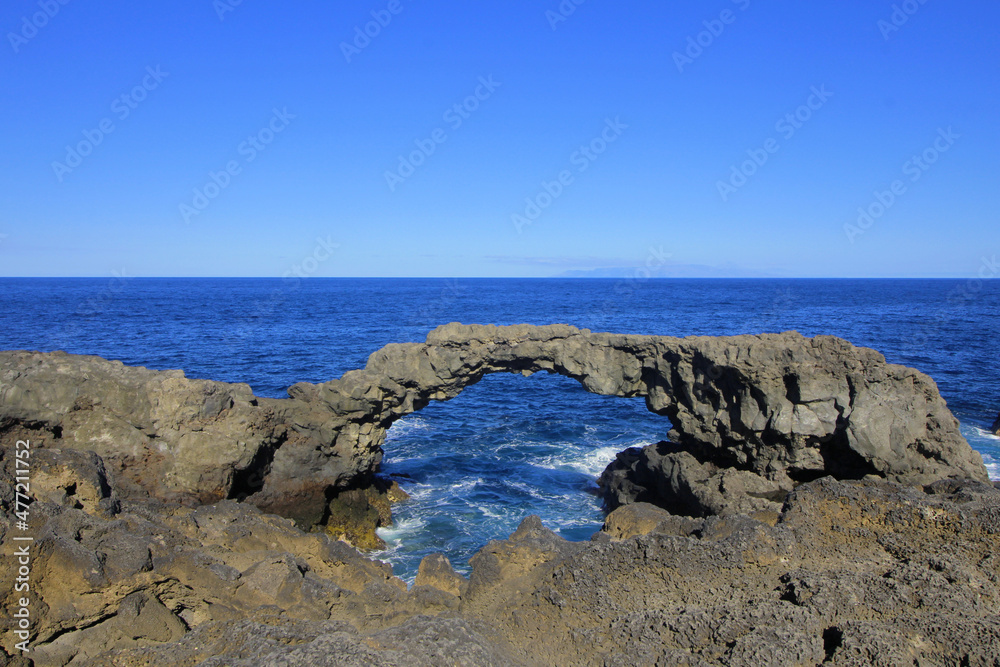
1,278,997,581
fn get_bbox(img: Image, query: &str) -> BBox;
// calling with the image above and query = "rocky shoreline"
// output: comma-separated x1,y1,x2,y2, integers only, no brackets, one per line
2,324,998,665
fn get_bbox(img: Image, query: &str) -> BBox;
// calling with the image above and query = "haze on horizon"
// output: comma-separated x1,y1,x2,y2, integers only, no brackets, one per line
1,0,997,279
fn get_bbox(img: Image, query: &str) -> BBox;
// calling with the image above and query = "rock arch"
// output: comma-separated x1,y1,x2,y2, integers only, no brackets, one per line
262,323,987,524
0,323,988,527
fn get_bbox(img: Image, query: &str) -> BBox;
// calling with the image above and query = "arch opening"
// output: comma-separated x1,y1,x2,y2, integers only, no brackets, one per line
372,370,670,582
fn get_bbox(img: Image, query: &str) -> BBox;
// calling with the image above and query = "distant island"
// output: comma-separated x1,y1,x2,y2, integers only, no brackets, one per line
555,263,776,278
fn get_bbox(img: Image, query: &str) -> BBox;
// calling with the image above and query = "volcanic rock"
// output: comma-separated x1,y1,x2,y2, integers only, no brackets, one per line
2,325,986,531
2,325,997,663
5,469,999,664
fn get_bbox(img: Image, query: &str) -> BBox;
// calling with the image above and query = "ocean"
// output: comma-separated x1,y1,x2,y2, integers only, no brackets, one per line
1,277,997,581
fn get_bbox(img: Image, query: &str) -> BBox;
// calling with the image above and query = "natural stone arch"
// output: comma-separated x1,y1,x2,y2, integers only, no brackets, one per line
261,323,986,525
0,323,988,528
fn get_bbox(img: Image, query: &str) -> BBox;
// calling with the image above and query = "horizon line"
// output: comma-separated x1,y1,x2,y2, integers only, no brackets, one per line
0,275,987,280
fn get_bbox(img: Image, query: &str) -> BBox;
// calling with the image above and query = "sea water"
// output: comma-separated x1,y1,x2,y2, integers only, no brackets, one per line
1,278,997,581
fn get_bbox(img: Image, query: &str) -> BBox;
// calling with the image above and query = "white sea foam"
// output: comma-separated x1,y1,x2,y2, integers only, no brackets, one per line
534,442,650,478
479,505,507,521
557,513,605,528
982,453,1000,481
384,415,432,441
959,425,1000,481
381,454,422,464
376,516,427,545
971,426,1000,442
450,477,483,492
434,477,484,503
504,479,550,500
397,482,435,501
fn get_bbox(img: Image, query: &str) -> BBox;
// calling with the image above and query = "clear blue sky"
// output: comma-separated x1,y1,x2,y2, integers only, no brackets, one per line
1,0,997,277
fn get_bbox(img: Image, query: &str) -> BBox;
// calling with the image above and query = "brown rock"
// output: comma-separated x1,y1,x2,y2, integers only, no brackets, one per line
5,450,999,665
414,553,467,597
601,502,702,540
323,480,409,551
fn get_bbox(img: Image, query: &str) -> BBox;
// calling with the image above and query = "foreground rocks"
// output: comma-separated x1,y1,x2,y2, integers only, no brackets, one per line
465,477,1000,666
3,447,998,664
0,325,988,530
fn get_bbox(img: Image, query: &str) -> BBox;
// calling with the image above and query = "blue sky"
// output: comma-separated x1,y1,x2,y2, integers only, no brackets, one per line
0,0,997,277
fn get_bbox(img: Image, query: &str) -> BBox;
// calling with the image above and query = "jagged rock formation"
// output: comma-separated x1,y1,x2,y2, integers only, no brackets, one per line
4,446,998,664
0,350,286,506
2,324,986,528
459,477,1000,666
0,448,467,665
992,411,1000,435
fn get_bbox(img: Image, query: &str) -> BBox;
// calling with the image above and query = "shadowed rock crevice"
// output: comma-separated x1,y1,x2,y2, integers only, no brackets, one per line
822,627,844,661
227,430,285,501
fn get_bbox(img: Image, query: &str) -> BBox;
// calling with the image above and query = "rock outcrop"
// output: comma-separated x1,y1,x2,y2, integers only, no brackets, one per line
8,458,997,664
456,476,1000,666
0,350,287,506
2,324,987,528
0,446,417,666
992,411,1000,435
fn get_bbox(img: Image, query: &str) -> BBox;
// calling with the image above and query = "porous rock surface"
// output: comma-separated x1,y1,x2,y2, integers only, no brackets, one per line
1,324,987,528
2,451,998,665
